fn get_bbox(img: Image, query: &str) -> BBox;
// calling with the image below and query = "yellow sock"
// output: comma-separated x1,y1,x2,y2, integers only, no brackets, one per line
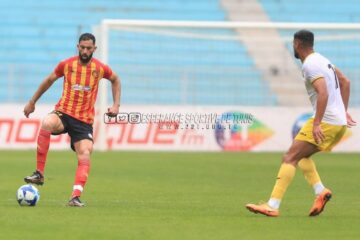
270,163,296,200
298,158,321,185
298,158,325,195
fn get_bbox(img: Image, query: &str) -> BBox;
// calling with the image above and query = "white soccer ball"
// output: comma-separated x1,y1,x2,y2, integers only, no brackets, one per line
16,184,40,206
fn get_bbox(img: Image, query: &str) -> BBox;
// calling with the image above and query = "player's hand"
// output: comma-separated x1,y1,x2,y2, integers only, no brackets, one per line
23,100,35,118
346,112,356,128
107,104,119,117
312,124,325,144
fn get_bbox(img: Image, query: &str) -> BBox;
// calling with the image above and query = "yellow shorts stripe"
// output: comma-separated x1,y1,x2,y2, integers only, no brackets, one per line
295,118,346,151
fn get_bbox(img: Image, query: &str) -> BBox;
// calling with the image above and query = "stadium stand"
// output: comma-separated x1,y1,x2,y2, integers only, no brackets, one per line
259,0,360,23
259,0,360,106
1,0,359,106
0,0,276,106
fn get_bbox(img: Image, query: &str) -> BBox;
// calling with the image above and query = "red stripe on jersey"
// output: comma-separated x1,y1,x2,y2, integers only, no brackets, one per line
66,61,80,114
78,63,93,121
56,61,75,112
70,64,85,116
86,64,103,123
61,60,78,113
57,64,69,108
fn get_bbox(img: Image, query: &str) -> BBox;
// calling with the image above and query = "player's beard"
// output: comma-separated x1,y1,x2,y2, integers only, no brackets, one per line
293,48,300,59
79,52,93,64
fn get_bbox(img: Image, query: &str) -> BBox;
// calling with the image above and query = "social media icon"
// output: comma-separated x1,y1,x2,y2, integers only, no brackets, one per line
104,113,117,124
117,113,129,123
129,112,141,124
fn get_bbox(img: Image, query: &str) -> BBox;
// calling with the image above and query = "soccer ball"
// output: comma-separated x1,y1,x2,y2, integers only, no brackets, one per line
16,184,40,206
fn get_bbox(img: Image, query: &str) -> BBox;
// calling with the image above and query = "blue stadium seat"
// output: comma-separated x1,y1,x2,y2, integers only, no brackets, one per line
259,0,360,105
0,0,276,106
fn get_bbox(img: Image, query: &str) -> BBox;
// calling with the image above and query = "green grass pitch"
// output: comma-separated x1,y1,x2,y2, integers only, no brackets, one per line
0,151,359,240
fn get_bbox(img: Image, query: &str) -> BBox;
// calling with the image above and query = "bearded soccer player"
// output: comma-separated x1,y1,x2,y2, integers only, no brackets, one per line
23,33,121,207
246,30,356,217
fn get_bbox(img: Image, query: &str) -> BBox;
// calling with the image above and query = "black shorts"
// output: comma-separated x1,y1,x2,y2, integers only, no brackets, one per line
51,110,93,151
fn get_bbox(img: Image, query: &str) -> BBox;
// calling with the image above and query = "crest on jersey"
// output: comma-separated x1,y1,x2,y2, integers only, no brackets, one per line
92,70,99,78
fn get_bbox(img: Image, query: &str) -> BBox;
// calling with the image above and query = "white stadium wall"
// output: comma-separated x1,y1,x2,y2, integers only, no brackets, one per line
0,104,359,152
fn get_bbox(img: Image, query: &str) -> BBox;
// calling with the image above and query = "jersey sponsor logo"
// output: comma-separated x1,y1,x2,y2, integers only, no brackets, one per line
71,84,91,91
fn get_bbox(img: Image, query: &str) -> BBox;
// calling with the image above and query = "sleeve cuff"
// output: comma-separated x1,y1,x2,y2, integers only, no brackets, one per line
310,75,323,83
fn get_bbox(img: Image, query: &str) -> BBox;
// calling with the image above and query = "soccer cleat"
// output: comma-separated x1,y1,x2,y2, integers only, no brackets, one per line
245,203,280,217
24,170,44,185
68,196,85,207
309,188,332,217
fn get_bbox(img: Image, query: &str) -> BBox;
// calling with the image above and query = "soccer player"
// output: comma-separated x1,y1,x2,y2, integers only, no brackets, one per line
246,30,356,217
23,33,121,207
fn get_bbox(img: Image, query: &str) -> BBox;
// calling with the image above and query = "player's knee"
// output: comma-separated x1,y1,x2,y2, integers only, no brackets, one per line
41,114,63,133
41,117,55,131
282,153,296,165
75,139,93,158
77,147,92,158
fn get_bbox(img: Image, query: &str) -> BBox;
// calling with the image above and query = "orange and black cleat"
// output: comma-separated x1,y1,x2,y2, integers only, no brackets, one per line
245,203,280,217
309,188,332,217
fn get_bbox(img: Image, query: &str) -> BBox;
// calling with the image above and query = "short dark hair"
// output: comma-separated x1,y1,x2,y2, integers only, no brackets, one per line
79,33,96,44
294,29,314,48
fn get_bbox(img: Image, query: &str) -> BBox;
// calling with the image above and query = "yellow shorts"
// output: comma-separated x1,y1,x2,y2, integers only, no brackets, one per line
295,118,346,151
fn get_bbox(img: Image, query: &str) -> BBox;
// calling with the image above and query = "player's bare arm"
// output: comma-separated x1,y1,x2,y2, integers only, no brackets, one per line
336,68,356,127
23,72,59,118
107,71,121,116
312,77,328,144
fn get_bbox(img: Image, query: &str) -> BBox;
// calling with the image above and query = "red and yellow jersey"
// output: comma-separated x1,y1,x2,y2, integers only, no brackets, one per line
54,56,113,124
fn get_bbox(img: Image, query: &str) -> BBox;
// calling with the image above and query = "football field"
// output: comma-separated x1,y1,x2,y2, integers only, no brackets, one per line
0,151,359,240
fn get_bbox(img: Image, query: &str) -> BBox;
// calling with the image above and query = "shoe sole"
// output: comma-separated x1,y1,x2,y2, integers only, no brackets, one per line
68,203,85,207
309,192,332,217
24,178,44,185
246,205,278,217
